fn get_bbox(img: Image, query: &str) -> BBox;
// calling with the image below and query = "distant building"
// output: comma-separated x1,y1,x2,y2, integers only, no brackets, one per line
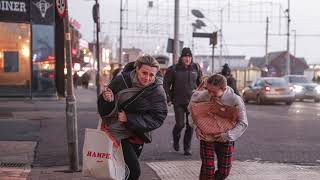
248,51,309,77
305,64,320,82
194,55,248,75
153,54,170,76
122,48,144,64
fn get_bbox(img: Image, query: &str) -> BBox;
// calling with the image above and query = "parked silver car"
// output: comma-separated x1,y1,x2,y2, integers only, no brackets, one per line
283,75,320,102
242,77,295,105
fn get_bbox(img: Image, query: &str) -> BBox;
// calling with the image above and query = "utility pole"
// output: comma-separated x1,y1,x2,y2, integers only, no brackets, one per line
173,0,179,65
64,0,79,172
292,29,297,56
286,0,291,75
212,44,215,74
119,0,123,66
219,9,223,68
265,17,269,65
93,0,101,96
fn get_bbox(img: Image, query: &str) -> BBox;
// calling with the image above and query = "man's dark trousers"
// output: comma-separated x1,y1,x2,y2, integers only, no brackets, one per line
172,104,193,152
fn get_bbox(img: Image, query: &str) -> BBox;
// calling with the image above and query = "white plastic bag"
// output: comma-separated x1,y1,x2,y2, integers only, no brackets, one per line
82,125,126,180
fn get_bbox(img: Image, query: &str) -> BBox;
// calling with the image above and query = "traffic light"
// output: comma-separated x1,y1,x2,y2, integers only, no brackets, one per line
92,3,100,32
210,32,218,46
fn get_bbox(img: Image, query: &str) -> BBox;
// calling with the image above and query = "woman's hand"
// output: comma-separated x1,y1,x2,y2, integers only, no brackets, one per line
118,112,127,123
102,86,114,102
213,133,228,143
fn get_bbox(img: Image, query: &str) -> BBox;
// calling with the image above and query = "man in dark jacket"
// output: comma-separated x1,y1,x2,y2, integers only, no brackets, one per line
98,55,168,180
164,47,202,155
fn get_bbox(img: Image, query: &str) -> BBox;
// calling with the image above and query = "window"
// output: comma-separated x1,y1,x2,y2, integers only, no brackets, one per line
289,76,311,83
0,22,31,96
31,24,56,96
265,78,288,87
254,80,263,87
4,51,19,72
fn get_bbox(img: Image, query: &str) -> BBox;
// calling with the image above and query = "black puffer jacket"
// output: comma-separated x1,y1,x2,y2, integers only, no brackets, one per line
97,65,168,143
226,76,239,95
164,59,202,105
220,64,239,95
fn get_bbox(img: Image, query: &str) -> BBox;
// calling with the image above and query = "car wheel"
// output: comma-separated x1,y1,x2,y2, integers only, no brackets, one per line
286,101,293,105
256,95,263,105
315,99,320,103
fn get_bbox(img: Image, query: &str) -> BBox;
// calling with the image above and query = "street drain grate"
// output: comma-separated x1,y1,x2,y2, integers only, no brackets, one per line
0,162,28,168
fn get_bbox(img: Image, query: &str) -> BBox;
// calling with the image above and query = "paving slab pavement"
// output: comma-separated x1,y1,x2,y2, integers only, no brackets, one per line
0,141,36,180
147,160,320,180
26,162,159,180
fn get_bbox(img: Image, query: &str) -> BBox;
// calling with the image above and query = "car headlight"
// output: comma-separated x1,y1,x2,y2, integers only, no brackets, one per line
315,86,320,93
294,85,304,93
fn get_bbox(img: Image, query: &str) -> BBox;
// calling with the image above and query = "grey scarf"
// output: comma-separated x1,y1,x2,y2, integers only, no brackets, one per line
103,72,145,143
130,70,145,89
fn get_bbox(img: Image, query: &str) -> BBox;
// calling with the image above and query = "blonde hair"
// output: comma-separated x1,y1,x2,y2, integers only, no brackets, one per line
134,55,160,71
196,75,209,91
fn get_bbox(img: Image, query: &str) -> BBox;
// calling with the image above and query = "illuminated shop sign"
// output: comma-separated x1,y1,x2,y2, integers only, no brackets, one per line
0,0,30,22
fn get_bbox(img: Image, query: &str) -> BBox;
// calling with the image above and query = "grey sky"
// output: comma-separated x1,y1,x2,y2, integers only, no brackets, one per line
69,0,320,64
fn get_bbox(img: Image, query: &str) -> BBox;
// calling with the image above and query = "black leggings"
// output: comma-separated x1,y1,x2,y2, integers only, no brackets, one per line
121,139,144,180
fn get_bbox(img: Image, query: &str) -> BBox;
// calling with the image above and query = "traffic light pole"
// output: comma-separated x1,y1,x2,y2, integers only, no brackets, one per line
64,1,80,172
192,32,217,74
95,0,101,96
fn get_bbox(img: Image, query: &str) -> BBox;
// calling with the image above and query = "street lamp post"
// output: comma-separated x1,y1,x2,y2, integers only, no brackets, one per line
119,0,123,66
191,19,206,53
93,0,101,96
64,0,80,172
192,10,219,73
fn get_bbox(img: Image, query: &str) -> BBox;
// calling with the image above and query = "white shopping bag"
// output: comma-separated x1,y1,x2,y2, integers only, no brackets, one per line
82,126,127,180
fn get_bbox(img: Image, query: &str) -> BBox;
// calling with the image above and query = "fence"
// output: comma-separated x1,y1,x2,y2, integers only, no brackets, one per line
232,67,261,92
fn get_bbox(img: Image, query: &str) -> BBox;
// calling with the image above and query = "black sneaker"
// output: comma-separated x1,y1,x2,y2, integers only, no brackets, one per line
173,143,180,152
184,151,192,156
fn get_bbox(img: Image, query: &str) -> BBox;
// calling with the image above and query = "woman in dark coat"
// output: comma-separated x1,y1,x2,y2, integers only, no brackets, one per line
98,55,168,180
221,64,240,95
